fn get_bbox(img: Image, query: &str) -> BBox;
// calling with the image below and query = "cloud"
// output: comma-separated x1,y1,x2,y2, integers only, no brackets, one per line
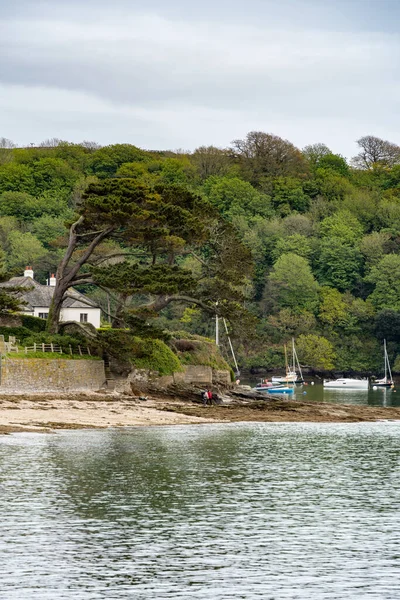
1,2,400,155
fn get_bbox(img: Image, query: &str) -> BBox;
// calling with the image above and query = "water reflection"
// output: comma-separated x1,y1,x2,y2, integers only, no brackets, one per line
1,423,400,599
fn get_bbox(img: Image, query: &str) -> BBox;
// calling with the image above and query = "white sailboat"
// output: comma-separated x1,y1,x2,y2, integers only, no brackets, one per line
374,339,394,388
271,338,304,384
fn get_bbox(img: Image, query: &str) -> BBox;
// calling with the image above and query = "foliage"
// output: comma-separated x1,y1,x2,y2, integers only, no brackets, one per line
296,334,335,369
21,315,47,332
266,253,319,313
172,336,231,371
366,255,400,311
4,132,400,372
98,329,182,374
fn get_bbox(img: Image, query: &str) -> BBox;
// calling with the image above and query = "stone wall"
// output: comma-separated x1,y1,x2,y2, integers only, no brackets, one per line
0,357,106,392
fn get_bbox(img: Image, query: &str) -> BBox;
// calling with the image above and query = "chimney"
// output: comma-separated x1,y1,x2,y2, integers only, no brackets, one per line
24,266,34,279
48,274,56,287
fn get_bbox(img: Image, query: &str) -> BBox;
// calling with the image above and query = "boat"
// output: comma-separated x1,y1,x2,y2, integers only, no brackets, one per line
257,385,294,395
323,378,369,390
271,339,304,384
373,340,394,388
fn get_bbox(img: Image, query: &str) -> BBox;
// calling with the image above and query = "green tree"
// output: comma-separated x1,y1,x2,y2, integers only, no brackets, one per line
316,238,362,291
0,163,35,194
265,253,319,313
269,177,310,214
296,333,335,369
47,179,252,333
319,210,363,243
204,176,272,218
90,144,150,177
270,234,313,262
318,287,347,327
366,254,400,310
7,231,46,271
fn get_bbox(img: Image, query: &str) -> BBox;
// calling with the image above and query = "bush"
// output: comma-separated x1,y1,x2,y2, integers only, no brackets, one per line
21,315,47,333
97,329,182,375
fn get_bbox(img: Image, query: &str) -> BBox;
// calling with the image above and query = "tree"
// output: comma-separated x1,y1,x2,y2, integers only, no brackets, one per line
46,179,252,333
351,135,400,170
269,177,310,214
319,210,363,243
375,309,400,342
191,146,233,179
7,231,46,271
270,234,313,262
0,163,35,194
318,287,347,327
231,131,307,184
366,254,400,311
316,238,362,292
203,176,272,219
90,144,150,177
265,253,319,314
296,334,335,369
360,231,391,271
302,143,331,167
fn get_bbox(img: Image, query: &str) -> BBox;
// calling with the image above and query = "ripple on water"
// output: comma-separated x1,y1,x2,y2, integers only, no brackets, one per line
1,422,400,599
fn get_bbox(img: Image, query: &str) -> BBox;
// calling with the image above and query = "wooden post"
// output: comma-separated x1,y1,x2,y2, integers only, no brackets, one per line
69,345,72,355
50,343,54,353
42,343,45,352
78,345,82,356
87,347,91,356
34,342,36,352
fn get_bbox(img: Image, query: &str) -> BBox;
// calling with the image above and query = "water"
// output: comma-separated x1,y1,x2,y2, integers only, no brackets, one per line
2,424,400,599
247,379,400,408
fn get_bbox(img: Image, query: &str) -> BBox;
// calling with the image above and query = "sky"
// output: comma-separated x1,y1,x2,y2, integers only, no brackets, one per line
1,0,400,158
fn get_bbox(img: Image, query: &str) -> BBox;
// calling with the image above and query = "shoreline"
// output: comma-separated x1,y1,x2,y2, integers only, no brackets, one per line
1,391,400,434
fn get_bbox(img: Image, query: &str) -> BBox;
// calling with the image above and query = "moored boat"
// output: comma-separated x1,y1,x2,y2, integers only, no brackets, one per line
373,340,394,388
323,378,369,390
271,339,304,384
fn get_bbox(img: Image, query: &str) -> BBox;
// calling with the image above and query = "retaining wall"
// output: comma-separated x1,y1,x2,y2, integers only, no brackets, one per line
0,358,106,392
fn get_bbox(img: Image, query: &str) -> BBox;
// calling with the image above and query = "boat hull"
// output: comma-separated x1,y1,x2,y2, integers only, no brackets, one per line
257,386,294,394
323,378,369,390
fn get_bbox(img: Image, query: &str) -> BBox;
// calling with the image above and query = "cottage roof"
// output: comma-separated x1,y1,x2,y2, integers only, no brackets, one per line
1,276,99,311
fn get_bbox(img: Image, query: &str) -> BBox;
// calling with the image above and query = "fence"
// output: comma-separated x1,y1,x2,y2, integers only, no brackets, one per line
6,343,92,356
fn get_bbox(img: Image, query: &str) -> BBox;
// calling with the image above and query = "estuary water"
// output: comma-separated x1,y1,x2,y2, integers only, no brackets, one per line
1,423,400,599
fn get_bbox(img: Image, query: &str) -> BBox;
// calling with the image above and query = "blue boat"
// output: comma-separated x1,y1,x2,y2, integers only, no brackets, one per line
255,386,294,395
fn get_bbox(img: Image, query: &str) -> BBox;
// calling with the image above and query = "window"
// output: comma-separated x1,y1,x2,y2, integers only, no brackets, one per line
80,313,88,323
38,313,48,319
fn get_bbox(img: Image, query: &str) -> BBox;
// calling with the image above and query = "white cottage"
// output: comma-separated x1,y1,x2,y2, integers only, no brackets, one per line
2,267,101,328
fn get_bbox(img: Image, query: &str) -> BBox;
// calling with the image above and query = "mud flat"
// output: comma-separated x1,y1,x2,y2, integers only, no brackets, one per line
0,390,400,434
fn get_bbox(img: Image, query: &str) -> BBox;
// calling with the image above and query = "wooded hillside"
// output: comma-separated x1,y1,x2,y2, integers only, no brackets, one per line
1,133,400,373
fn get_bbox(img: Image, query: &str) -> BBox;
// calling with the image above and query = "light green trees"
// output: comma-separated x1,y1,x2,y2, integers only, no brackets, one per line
266,253,319,313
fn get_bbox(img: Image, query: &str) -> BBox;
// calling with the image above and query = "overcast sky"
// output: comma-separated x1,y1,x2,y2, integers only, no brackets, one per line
1,0,400,157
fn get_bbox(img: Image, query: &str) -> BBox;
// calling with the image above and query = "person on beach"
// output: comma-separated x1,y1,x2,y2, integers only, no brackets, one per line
201,390,208,406
207,389,213,405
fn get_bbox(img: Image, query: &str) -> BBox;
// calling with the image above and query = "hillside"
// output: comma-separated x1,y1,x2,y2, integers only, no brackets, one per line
1,133,400,373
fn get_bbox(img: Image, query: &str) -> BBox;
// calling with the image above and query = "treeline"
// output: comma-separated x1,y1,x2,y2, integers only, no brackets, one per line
1,133,400,373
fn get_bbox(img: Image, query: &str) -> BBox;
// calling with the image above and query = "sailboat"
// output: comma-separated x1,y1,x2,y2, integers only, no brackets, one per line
271,339,304,384
374,339,394,388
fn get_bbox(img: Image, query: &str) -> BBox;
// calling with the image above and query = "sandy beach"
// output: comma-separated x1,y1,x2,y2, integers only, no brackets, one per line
0,391,400,434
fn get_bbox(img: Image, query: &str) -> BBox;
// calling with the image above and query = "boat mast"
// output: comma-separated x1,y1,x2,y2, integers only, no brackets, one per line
385,339,393,384
294,344,303,382
384,339,387,382
292,338,295,374
284,344,289,380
